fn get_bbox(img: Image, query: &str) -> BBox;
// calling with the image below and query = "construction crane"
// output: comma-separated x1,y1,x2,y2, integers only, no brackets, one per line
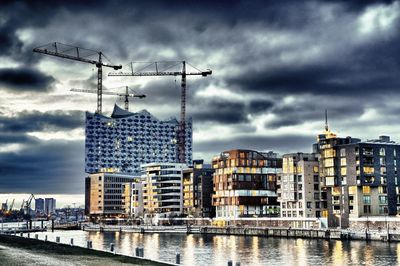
70,86,146,111
8,199,14,212
23,194,35,215
33,42,122,114
108,61,212,163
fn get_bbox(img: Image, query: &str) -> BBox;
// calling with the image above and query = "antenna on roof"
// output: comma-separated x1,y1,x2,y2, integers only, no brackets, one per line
325,109,329,131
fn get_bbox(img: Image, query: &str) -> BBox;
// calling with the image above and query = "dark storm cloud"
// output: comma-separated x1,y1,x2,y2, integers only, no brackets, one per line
192,100,248,124
0,140,84,194
0,67,55,92
0,110,84,133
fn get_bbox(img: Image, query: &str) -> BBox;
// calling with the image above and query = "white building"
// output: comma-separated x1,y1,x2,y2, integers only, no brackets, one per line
278,153,324,218
141,163,187,218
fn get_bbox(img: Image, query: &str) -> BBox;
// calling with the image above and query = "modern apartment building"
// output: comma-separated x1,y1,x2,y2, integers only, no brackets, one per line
35,198,45,213
212,149,282,218
141,163,187,218
85,104,193,175
278,153,324,218
183,160,215,218
317,120,400,227
85,172,137,218
44,198,56,215
124,182,144,219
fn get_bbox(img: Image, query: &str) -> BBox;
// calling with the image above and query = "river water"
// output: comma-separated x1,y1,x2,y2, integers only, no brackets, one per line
21,230,398,266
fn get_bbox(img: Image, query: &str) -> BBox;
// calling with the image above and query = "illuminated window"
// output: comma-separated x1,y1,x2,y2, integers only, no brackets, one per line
324,158,334,167
340,148,346,157
363,166,374,175
380,148,386,156
313,166,319,173
362,186,371,194
340,158,347,166
341,167,347,176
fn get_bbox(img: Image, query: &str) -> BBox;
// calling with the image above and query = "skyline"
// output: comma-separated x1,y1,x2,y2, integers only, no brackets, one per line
1,0,400,194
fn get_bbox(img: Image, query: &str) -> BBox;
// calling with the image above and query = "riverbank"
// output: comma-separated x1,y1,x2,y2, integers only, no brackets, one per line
83,224,400,242
0,234,175,266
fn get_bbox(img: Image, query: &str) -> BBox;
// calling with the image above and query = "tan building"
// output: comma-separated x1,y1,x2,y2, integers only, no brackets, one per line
278,153,325,218
85,172,137,219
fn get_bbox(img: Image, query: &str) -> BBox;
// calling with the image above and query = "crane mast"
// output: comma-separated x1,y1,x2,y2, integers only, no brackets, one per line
33,42,122,114
109,61,212,164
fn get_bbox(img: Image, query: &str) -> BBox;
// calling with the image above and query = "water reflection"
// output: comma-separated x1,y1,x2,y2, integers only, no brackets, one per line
31,230,400,266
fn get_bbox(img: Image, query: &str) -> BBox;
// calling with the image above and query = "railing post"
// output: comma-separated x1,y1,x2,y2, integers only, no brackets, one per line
110,243,115,253
70,238,74,246
56,236,60,243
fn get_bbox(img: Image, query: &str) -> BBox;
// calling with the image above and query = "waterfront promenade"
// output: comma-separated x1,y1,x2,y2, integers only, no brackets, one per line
0,233,177,266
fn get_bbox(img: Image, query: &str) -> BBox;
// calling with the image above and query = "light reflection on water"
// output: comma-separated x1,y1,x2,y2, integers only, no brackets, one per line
31,230,400,266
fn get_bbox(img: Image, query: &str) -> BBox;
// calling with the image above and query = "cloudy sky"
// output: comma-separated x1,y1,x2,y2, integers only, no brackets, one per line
1,0,400,202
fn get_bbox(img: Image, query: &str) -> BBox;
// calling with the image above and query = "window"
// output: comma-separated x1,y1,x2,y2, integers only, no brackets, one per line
380,167,387,175
380,157,386,165
362,186,371,194
379,196,388,204
380,148,386,156
314,175,319,182
363,166,374,175
307,202,312,208
298,175,302,182
378,186,387,194
363,195,371,205
340,148,346,157
364,205,371,214
341,167,347,176
341,158,347,166
313,166,319,173
314,184,319,191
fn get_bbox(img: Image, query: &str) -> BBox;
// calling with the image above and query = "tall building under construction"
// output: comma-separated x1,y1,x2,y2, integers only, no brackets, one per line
85,104,193,175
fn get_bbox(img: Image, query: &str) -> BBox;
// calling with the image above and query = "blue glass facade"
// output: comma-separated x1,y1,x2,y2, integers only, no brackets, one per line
85,104,192,174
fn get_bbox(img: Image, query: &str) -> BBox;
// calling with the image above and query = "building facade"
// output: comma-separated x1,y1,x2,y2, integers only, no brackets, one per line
85,172,137,218
278,153,324,218
35,198,45,213
142,163,187,219
317,123,400,227
44,198,56,215
85,104,192,175
183,160,215,218
212,149,282,218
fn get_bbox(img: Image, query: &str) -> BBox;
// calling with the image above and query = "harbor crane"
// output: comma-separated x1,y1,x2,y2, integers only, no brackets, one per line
108,61,212,163
23,194,35,215
33,42,122,114
70,86,146,111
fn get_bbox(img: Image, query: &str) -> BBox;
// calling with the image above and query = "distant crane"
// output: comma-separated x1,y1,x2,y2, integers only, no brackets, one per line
33,42,122,114
23,194,35,215
8,199,14,212
71,86,146,111
108,61,212,163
